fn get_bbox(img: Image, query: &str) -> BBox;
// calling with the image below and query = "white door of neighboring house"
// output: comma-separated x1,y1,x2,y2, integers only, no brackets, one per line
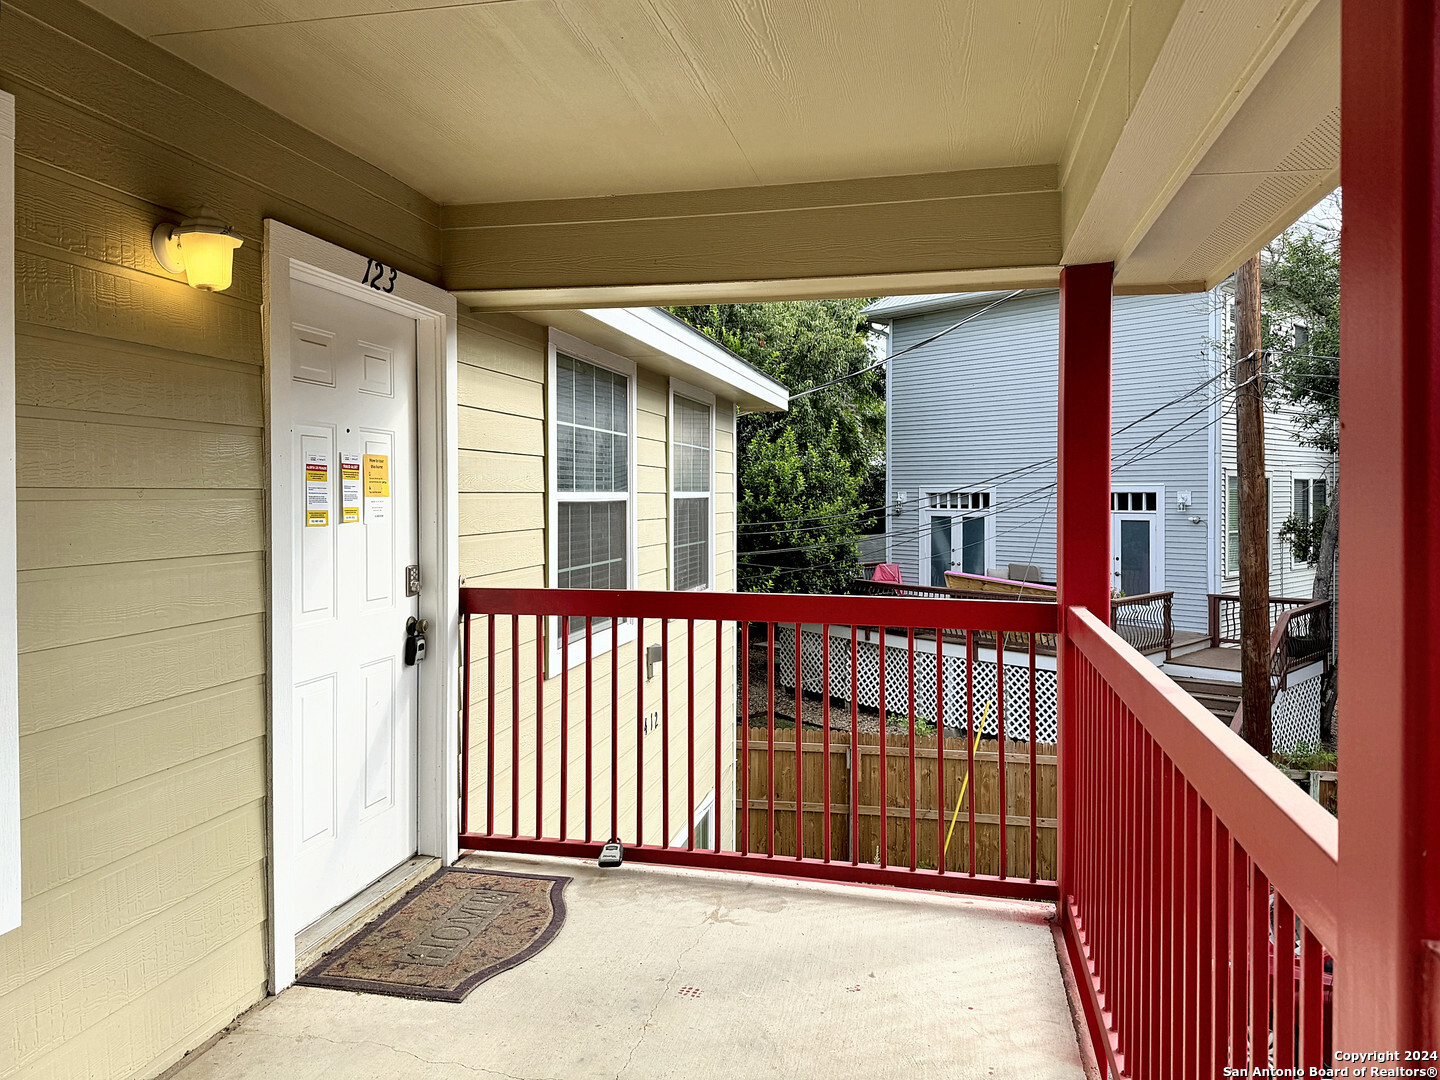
289,278,420,930
923,491,992,585
1111,489,1164,597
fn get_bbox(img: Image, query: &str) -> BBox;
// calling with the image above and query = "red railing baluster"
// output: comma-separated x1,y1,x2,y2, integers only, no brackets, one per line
715,619,723,855
878,624,888,868
740,621,749,856
996,632,1007,881
965,628,976,876
767,623,776,858
694,622,699,858
560,618,569,841
461,612,472,837
1213,820,1232,1075
1298,926,1324,1068
1028,633,1037,883
794,621,803,862
822,624,832,864
611,621,619,843
906,627,917,871
1197,799,1215,1080
636,617,645,848
1274,893,1296,1070
535,615,544,839
850,625,859,867
662,619,670,848
1232,843,1250,1069
1250,866,1271,1070
935,627,945,875
585,617,593,844
486,614,495,837
511,614,520,839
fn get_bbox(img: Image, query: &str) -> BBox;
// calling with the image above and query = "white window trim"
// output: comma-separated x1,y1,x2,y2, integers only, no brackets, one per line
0,91,18,938
919,488,996,586
546,328,639,674
1290,474,1328,570
1222,471,1273,581
1110,485,1166,595
667,378,716,592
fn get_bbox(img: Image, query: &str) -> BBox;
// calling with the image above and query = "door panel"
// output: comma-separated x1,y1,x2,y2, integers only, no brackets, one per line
289,279,419,930
961,516,986,576
929,516,952,585
1119,518,1151,595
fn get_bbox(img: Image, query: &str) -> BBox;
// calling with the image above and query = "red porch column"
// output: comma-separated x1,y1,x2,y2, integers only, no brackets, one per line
1338,0,1440,1050
1056,263,1113,901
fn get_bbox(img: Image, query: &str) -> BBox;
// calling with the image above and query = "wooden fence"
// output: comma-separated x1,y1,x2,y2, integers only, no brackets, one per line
739,726,1058,880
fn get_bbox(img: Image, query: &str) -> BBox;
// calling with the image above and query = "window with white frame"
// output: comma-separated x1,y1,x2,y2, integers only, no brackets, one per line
670,385,714,591
549,333,636,647
930,491,989,511
1224,474,1270,576
1291,477,1328,567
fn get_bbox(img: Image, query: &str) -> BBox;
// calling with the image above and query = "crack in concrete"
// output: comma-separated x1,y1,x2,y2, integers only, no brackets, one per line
247,1028,566,1080
613,918,717,1080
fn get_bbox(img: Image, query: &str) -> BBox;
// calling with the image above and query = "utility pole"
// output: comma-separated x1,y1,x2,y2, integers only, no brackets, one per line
1234,255,1272,755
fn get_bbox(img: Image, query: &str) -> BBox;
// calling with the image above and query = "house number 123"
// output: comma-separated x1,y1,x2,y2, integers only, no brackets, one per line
361,258,397,293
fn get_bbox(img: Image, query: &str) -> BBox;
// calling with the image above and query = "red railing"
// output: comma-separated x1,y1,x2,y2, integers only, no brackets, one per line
458,587,1059,901
1063,606,1337,1077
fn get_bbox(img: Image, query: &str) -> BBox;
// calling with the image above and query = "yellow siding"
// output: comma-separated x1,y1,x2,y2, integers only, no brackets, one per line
0,0,442,1075
458,314,739,850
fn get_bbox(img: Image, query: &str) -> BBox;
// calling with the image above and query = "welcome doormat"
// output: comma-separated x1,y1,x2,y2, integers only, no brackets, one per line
296,867,569,1002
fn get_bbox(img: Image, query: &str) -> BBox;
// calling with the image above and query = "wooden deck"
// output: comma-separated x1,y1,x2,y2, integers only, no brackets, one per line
1171,646,1242,672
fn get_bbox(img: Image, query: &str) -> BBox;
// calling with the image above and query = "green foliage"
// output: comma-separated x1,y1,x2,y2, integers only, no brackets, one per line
1271,740,1337,773
1278,505,1328,565
668,300,884,593
1260,195,1340,453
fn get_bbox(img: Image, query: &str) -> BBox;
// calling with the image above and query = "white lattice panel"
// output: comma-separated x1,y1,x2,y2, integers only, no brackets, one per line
771,626,1058,742
1272,671,1324,752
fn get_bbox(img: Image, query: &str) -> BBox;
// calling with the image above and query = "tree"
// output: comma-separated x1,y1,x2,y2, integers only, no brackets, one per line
1261,190,1341,742
667,301,884,593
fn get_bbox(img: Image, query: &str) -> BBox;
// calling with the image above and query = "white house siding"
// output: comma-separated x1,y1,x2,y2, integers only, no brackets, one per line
885,291,1217,632
1218,399,1336,600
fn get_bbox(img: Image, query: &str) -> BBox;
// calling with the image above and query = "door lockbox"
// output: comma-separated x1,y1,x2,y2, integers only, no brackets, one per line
404,616,428,665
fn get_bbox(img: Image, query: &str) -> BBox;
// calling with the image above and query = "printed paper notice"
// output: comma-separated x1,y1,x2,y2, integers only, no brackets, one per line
340,453,361,524
304,450,329,528
364,453,390,523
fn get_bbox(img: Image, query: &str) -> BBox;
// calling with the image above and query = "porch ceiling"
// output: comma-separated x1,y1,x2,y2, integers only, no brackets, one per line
81,0,1338,304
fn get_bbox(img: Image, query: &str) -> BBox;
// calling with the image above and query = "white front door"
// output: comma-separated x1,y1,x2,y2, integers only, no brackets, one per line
1111,514,1163,597
289,278,419,930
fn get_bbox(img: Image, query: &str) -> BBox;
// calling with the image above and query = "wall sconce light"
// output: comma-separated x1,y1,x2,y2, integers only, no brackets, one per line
152,214,243,292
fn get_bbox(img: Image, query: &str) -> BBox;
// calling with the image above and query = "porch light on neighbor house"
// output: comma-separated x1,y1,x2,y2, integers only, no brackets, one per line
151,215,243,292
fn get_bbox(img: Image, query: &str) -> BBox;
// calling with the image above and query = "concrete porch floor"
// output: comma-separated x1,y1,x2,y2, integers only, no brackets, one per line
174,854,1088,1080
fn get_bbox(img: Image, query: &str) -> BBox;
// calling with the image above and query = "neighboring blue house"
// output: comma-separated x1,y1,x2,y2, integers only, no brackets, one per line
865,289,1335,634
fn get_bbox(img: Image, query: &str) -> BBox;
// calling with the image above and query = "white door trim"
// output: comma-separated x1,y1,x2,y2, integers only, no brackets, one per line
919,489,996,585
1110,486,1166,595
263,221,458,991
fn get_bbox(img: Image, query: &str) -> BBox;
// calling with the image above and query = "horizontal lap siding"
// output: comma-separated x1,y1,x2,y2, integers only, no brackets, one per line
0,0,441,1076
458,315,738,851
886,291,1216,631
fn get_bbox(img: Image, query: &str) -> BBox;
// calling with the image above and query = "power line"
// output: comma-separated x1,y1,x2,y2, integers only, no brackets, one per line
739,363,1233,536
738,385,1243,584
738,377,1244,559
785,290,1026,403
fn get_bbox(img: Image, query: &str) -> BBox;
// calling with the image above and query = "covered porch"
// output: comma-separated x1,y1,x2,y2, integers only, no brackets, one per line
169,854,1086,1080
2,0,1436,1077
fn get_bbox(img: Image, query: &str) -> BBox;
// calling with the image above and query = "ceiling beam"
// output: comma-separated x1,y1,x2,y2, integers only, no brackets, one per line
1061,0,1327,269
441,165,1060,306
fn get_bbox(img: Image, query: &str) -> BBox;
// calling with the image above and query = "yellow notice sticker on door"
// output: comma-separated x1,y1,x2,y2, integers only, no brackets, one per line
304,449,330,527
340,453,361,524
364,453,390,523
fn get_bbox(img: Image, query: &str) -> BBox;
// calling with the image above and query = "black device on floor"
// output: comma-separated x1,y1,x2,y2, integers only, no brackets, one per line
598,841,623,868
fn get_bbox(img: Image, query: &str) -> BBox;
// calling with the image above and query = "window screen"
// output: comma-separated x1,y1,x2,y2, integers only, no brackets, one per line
672,394,711,590
556,352,631,630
